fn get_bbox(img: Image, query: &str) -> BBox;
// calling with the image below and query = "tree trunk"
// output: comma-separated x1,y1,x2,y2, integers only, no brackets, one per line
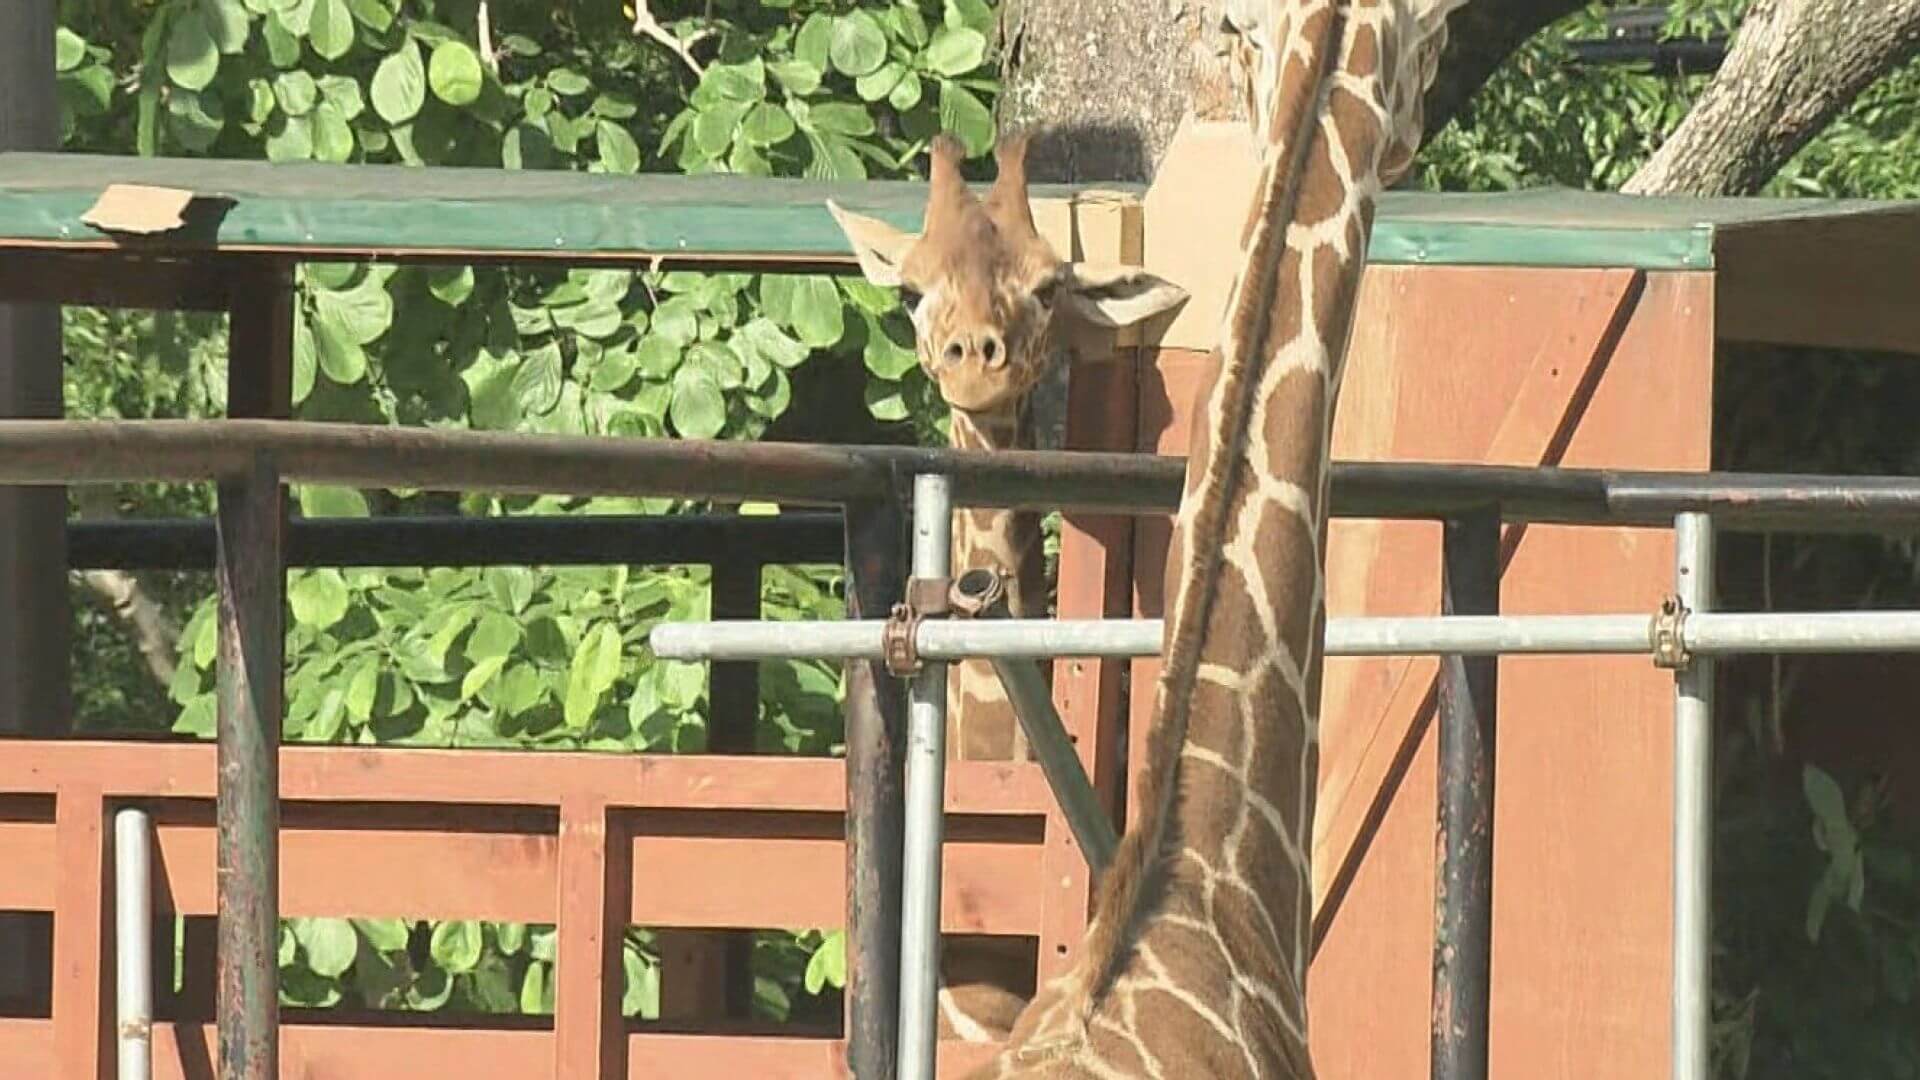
994,0,1585,183
1624,0,1920,196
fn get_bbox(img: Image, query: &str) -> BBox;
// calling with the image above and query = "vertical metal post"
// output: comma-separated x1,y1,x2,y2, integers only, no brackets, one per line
0,0,66,1008
1432,509,1501,1080
843,496,908,1080
215,452,285,1080
116,807,153,1080
1672,513,1714,1080
896,474,952,1080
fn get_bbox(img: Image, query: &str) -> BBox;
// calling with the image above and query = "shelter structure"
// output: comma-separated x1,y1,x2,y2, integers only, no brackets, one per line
2,123,1920,1077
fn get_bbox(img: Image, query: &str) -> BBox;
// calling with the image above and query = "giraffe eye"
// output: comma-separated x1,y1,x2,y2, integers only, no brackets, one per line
898,286,923,309
1031,278,1059,308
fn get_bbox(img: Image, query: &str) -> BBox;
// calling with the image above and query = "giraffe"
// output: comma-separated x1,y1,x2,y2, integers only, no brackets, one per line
945,0,1463,1075
827,133,1190,1039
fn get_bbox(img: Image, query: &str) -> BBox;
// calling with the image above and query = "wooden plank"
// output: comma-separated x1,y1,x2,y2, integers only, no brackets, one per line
0,819,55,909
49,785,104,1080
0,1018,1009,1077
0,742,1053,816
629,836,1042,935
554,800,627,1080
149,824,556,922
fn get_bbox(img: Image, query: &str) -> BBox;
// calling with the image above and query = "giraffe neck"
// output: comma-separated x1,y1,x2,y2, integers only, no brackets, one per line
946,404,1044,760
1073,0,1401,1027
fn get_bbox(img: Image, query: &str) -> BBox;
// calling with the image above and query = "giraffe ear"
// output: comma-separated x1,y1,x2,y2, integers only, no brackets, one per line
826,200,919,288
1057,263,1189,329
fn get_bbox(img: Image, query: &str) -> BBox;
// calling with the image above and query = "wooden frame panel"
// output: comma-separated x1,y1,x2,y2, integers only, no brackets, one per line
1130,265,1714,1079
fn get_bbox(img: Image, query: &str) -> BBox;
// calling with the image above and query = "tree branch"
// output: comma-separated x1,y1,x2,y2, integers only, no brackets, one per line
1422,0,1589,142
630,0,711,80
1624,0,1920,196
71,487,179,689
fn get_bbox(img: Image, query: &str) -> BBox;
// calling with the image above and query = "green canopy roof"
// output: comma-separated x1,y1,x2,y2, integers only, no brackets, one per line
2,151,1918,271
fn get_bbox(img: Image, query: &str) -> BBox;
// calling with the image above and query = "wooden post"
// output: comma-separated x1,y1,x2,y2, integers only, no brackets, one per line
0,0,66,1011
555,799,630,1079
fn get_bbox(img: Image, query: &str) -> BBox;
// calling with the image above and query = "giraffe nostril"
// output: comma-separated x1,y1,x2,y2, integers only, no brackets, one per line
981,335,1003,367
943,340,965,366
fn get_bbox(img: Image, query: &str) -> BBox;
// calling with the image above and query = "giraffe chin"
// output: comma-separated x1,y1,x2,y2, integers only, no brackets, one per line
936,375,1029,416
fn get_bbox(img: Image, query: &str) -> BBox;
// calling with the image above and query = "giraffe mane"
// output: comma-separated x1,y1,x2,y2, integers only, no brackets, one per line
1065,4,1352,1016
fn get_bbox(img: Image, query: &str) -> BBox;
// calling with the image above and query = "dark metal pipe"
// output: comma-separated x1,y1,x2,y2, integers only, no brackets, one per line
67,513,845,570
12,420,1920,529
214,451,283,1080
841,495,907,1080
1432,509,1501,1080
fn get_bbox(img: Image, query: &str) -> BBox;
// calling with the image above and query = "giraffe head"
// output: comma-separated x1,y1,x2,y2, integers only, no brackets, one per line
826,131,1188,415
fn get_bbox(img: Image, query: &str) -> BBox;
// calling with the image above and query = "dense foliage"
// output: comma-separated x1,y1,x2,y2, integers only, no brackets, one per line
46,0,1920,1066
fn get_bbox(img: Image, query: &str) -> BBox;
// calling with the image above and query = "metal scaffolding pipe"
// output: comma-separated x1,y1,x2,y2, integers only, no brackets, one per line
115,807,152,1080
1671,514,1715,1080
652,609,1920,662
895,475,951,1080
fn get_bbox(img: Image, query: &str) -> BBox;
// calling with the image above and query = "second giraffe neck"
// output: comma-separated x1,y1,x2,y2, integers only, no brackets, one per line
947,405,1046,620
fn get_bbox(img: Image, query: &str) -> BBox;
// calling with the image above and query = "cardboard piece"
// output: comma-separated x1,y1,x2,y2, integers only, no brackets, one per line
1142,117,1262,352
79,184,196,236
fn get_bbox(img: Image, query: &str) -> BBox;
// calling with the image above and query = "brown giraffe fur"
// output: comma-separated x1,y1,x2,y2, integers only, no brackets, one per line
952,0,1465,1075
828,136,1189,1040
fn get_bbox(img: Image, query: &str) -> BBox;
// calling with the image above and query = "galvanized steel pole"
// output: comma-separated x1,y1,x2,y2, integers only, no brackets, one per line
896,475,952,1080
1671,514,1715,1080
115,807,153,1080
215,453,284,1080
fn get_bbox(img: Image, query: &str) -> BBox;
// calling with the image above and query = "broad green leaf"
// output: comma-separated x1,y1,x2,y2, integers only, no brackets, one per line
493,663,546,717
201,0,252,53
738,318,809,369
308,0,353,60
564,622,624,729
274,70,318,115
650,295,701,346
352,917,410,954
296,917,358,978
305,686,347,741
938,81,994,155
264,112,313,161
166,13,220,91
635,335,680,379
512,343,564,415
547,68,591,96
692,101,750,158
299,484,369,517
520,959,548,1013
590,344,640,392
462,654,509,701
669,364,727,439
428,41,484,107
803,132,864,180
345,658,379,721
313,281,393,344
55,28,88,72
888,71,923,112
789,276,845,347
895,3,931,47
945,0,994,35
371,42,426,125
622,945,659,1018
808,102,875,137
289,569,350,629
863,315,918,378
805,929,847,992
165,88,226,152
829,12,888,77
768,59,821,97
865,379,909,421
465,610,522,662
262,14,300,68
596,120,641,173
740,103,795,148
278,924,298,967
313,314,367,383
706,59,766,102
856,62,906,103
344,0,394,31
429,920,484,974
485,566,536,614
924,26,987,76
311,102,354,162
271,0,316,35
292,316,317,404
496,922,527,956
794,14,834,73
316,74,365,120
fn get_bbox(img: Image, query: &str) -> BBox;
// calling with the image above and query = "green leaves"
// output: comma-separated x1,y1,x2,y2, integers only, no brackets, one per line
308,0,354,60
371,41,426,125
166,11,221,91
564,622,625,730
428,41,484,107
829,12,888,77
924,26,985,76
294,917,358,979
289,570,351,630
669,363,726,439
430,920,484,973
